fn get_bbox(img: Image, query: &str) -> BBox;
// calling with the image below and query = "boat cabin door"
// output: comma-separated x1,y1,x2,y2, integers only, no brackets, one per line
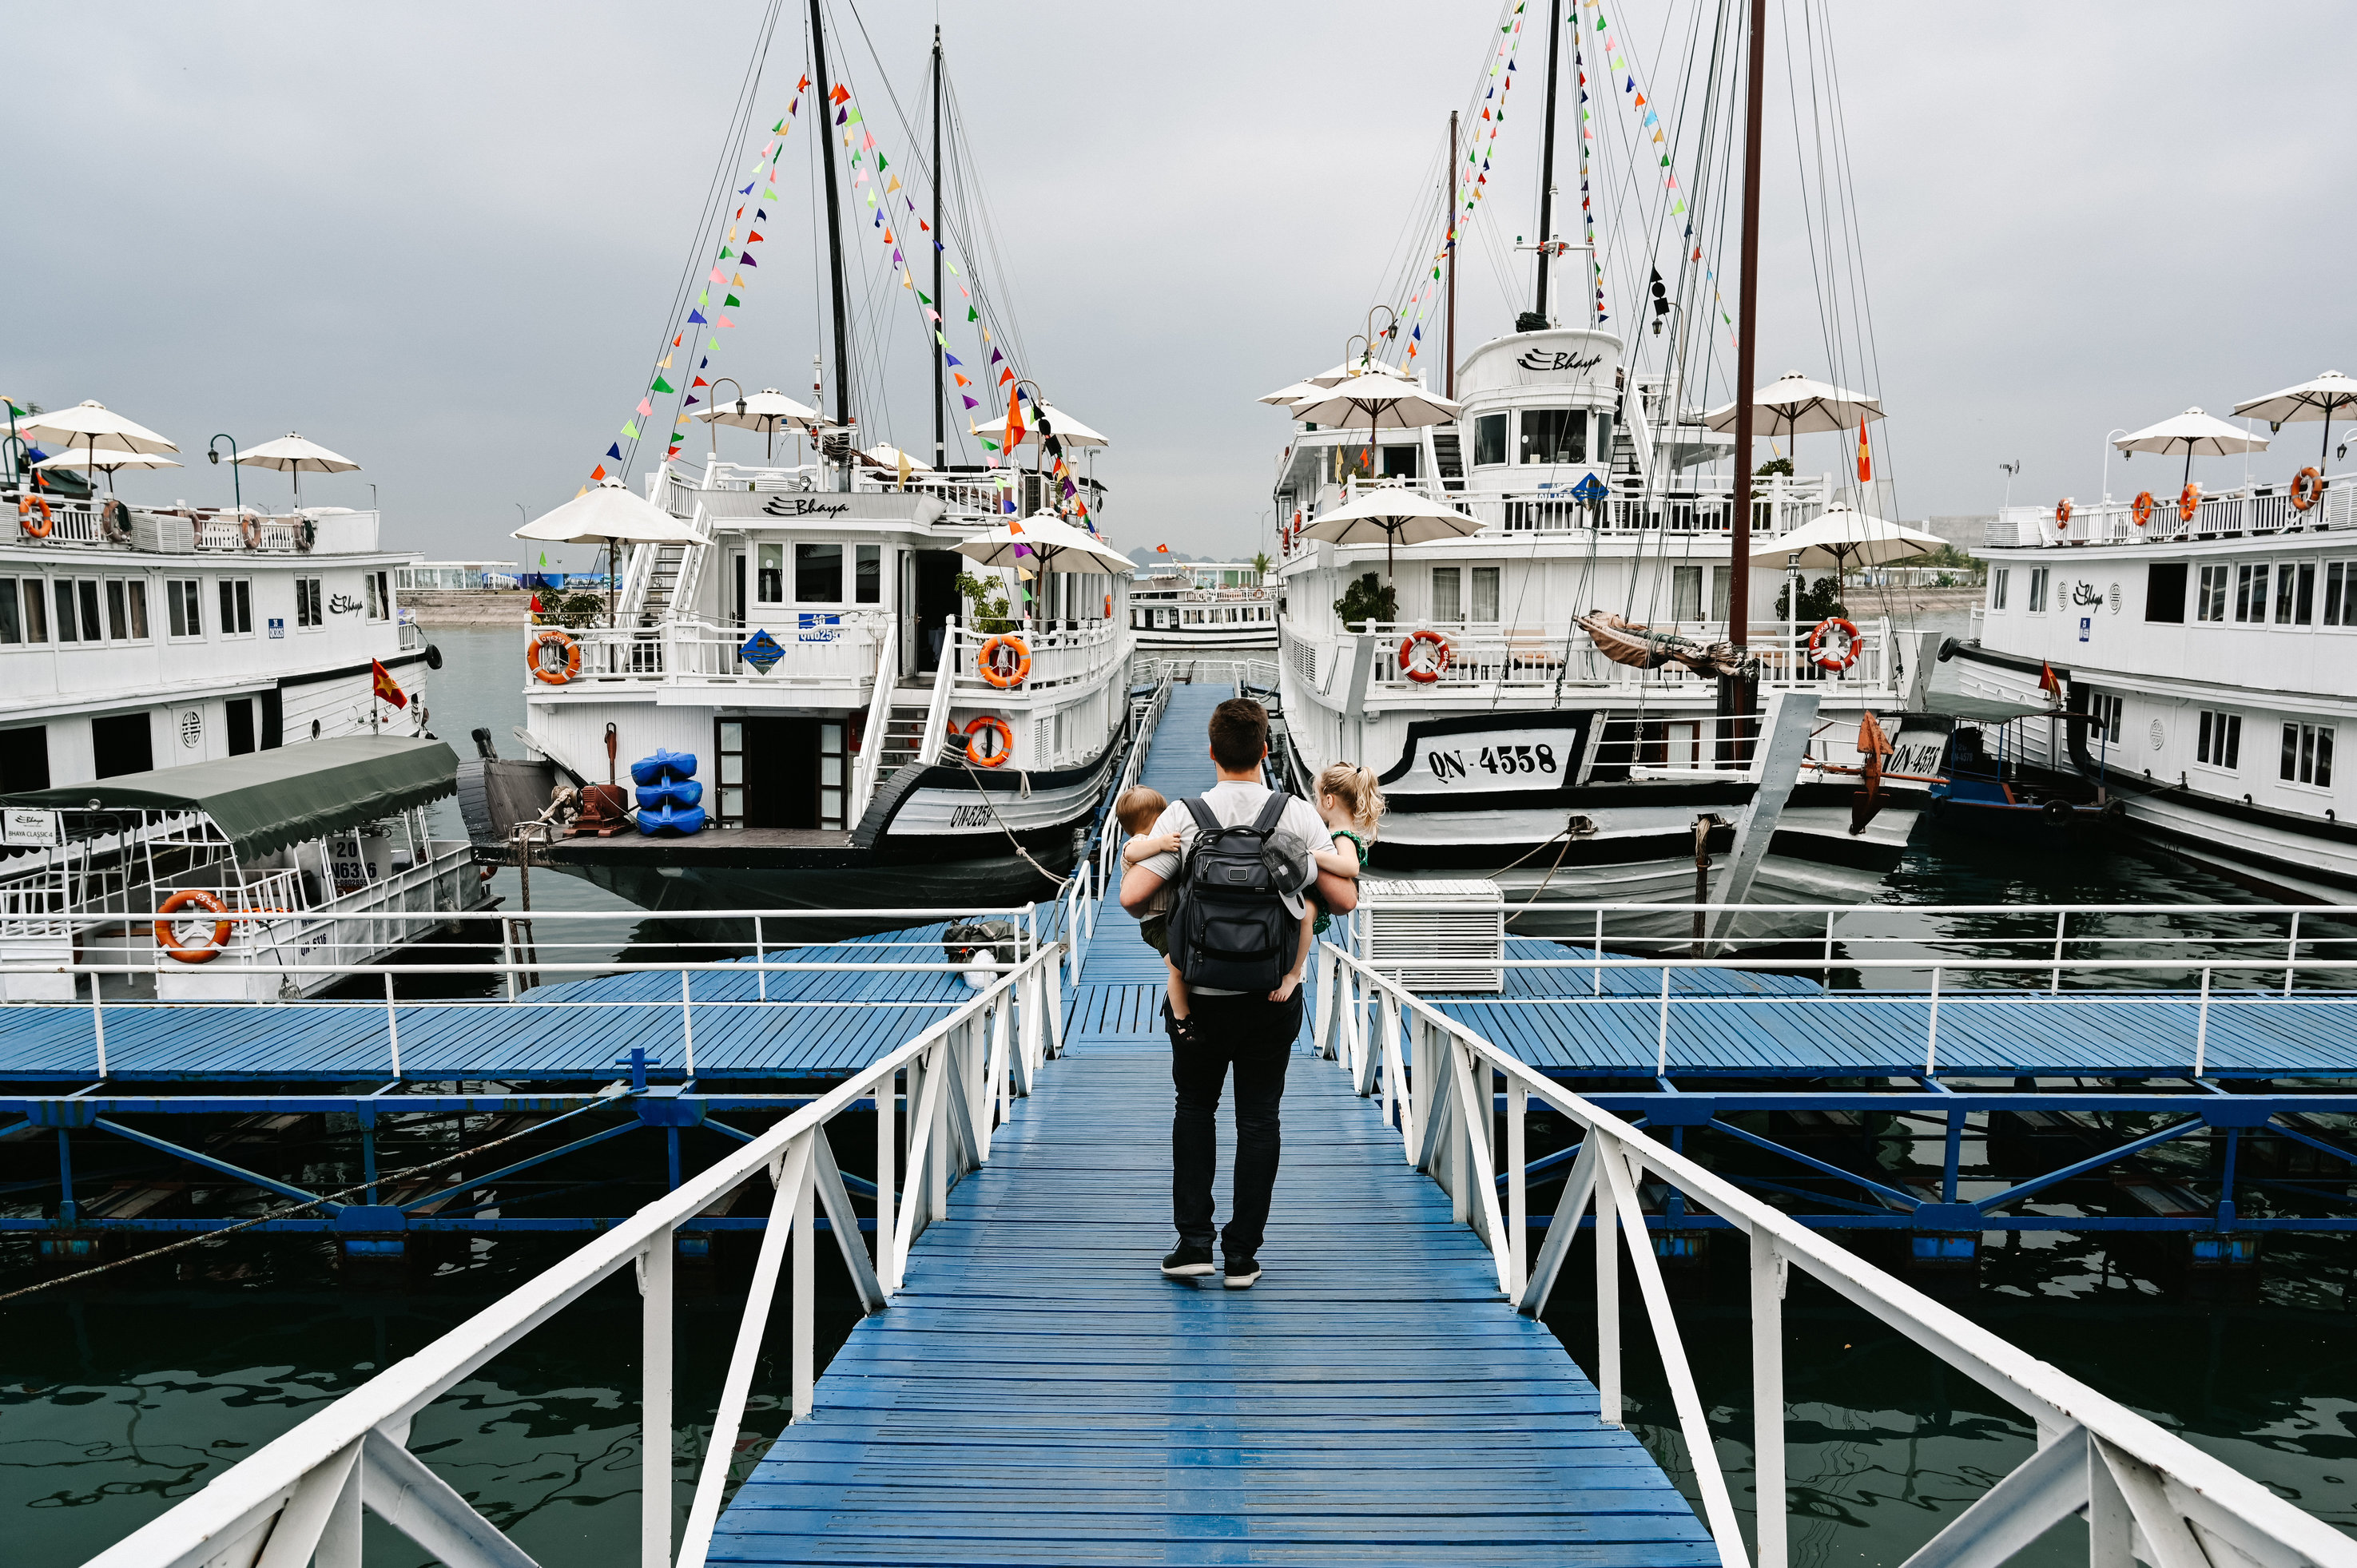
717,717,849,832
907,550,964,677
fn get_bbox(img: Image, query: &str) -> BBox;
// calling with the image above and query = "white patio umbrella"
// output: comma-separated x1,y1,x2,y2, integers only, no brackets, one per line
2112,407,2269,488
31,450,181,494
1258,379,1327,407
514,477,703,623
955,514,1133,576
1306,356,1409,388
1749,504,1944,574
1703,371,1885,439
2233,371,2357,470
692,388,819,460
1289,375,1461,484
1295,486,1481,578
970,403,1110,450
14,400,178,495
235,433,360,506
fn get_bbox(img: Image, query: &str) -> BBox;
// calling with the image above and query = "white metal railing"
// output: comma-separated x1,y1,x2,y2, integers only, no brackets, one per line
945,618,1125,696
1291,618,1896,696
1096,669,1173,893
850,619,900,821
1131,655,1279,693
533,616,886,686
1283,473,1834,554
80,933,1067,1568
0,497,354,553
1994,470,2357,549
918,613,960,766
1313,943,2357,1568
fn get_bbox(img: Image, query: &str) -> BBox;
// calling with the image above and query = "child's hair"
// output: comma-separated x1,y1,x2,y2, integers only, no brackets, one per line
1115,785,1167,834
1314,763,1385,831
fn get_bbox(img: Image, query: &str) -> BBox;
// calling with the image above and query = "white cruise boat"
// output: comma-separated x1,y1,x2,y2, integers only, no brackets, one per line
484,459,1132,913
1128,560,1278,650
1270,333,1938,923
1946,451,2357,899
0,473,485,997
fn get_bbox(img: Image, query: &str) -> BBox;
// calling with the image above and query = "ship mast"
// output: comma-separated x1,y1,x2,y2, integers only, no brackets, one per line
1721,0,1768,749
1445,109,1459,398
809,0,853,490
1531,0,1564,324
931,26,946,470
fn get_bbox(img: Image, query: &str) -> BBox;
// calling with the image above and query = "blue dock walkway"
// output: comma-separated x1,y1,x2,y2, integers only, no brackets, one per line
710,683,1715,1566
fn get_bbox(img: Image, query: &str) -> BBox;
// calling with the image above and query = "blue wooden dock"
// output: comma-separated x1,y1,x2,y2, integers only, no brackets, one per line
711,682,1715,1565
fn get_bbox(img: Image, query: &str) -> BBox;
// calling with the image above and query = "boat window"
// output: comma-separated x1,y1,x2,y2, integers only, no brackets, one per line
296,577,324,630
2143,562,2186,623
1518,409,1585,464
1381,444,1419,479
107,581,130,641
1473,413,1508,466
2195,565,2228,623
2088,693,2124,744
18,582,45,644
1471,566,1500,623
2279,562,2314,625
1431,567,1461,621
1672,565,1703,621
217,579,253,637
2327,563,2347,626
2233,562,2268,623
2025,568,2049,613
796,542,843,602
757,543,785,603
2197,710,2241,770
0,581,18,645
2281,722,2333,788
77,581,101,643
364,570,391,623
819,721,845,829
855,544,882,604
1989,568,2009,612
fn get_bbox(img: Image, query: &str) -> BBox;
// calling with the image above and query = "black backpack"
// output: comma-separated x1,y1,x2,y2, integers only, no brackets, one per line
1167,794,1306,993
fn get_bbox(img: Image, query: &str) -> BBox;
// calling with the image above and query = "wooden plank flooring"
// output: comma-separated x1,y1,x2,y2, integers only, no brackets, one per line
711,683,1714,1566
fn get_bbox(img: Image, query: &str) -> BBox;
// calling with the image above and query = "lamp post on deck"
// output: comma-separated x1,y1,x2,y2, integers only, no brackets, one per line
208,435,241,516
2100,430,2128,506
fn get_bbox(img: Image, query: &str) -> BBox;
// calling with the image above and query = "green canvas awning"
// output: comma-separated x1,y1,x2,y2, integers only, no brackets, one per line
2,735,459,858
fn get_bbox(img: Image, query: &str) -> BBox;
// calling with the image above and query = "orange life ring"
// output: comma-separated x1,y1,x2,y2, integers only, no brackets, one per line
527,629,582,685
16,495,52,538
2291,466,2324,513
2178,482,2202,522
240,514,261,550
154,889,233,964
1397,628,1452,683
977,634,1031,689
2131,490,2155,527
1807,616,1862,672
2053,498,2073,529
963,715,1013,768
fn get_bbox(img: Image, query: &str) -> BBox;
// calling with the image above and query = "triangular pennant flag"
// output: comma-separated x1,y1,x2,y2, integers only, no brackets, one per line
716,315,735,328
621,420,640,439
635,397,653,417
650,376,675,395
724,294,741,307
688,310,708,325
590,464,607,482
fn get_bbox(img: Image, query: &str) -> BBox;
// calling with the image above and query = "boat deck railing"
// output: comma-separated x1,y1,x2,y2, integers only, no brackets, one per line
1993,466,2357,546
1281,617,1902,699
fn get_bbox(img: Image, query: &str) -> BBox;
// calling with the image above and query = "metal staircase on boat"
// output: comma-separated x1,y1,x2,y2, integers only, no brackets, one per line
1431,427,1466,493
872,696,944,781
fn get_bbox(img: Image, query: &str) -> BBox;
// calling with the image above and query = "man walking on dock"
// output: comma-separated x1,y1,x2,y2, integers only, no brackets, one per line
1120,697,1356,1289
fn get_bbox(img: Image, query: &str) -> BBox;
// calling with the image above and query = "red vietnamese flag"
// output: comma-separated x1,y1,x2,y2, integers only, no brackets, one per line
1855,420,1872,484
1003,392,1027,454
528,593,543,614
371,659,408,709
2037,661,2061,700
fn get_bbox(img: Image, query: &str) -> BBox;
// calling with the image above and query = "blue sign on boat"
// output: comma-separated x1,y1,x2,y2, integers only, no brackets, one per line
797,612,842,643
1571,474,1609,503
739,629,785,673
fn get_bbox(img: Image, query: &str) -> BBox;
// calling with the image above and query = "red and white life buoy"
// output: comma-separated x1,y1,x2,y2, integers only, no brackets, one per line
2053,498,2073,530
1807,617,1862,672
154,889,233,964
2291,466,2324,513
1397,629,1452,683
963,715,1013,768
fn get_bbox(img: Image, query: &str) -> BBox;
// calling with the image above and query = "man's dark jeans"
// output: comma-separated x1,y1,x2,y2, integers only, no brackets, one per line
1170,989,1302,1260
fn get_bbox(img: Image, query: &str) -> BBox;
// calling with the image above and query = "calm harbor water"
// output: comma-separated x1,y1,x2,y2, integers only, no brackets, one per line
2,621,2351,1563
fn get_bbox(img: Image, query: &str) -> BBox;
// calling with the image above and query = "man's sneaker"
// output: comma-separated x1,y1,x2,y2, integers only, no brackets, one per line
1223,1256,1262,1289
1160,1244,1215,1278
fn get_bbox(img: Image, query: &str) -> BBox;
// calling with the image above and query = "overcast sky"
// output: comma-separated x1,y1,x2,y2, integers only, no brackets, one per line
6,2,2351,569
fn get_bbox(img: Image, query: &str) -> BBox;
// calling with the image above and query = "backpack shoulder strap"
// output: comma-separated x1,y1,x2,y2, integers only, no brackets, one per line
1249,792,1291,836
1180,796,1221,836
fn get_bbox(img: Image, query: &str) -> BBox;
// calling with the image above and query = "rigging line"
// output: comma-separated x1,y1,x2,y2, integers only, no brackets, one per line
634,0,786,478
1779,0,1840,410
1819,0,1898,528
940,76,1031,378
